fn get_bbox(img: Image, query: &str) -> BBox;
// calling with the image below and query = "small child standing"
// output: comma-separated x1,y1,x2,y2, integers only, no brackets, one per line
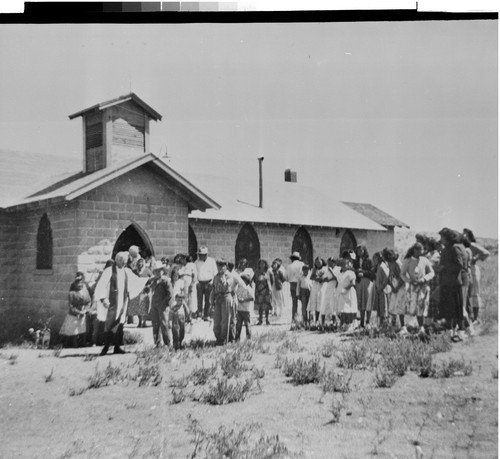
235,273,254,341
296,264,312,328
168,293,191,350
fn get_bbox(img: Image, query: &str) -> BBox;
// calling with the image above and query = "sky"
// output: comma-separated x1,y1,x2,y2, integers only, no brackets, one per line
0,17,497,237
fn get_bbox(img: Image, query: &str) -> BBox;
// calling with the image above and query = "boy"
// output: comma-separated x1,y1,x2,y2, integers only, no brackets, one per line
235,273,254,341
296,264,312,328
168,293,191,350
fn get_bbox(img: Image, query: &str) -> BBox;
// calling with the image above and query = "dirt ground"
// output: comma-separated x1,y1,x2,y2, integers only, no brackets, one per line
0,301,497,459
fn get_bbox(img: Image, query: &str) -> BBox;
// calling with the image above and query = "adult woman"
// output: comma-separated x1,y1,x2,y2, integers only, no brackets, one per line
320,257,338,329
372,251,391,328
308,257,327,329
127,258,153,328
463,228,490,324
253,259,272,325
354,245,375,329
385,248,407,331
270,258,286,319
400,242,435,335
438,228,467,340
59,272,92,347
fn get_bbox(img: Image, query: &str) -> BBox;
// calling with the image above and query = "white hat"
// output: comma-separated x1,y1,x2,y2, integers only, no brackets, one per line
152,260,166,271
198,246,208,255
290,251,301,260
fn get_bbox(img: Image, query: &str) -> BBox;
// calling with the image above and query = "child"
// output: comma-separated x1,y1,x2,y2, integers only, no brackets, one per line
308,257,327,329
337,259,358,331
296,264,312,328
235,273,254,340
168,293,191,350
372,251,391,328
385,248,407,332
319,257,338,330
253,259,272,325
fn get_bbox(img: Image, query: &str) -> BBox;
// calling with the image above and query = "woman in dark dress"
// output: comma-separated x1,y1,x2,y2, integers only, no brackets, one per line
438,228,466,340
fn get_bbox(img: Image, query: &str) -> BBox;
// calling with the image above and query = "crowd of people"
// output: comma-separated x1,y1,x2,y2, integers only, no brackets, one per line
58,226,490,354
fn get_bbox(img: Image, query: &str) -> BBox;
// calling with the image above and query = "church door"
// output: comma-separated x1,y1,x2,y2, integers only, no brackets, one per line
188,225,198,261
235,223,260,270
292,227,313,267
339,229,357,257
112,223,155,260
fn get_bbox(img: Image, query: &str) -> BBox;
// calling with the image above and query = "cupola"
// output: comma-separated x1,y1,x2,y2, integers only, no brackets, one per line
69,93,162,173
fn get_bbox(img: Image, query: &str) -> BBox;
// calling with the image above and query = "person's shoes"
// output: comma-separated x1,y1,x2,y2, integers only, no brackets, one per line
99,346,109,356
203,316,209,322
256,320,263,325
113,347,126,354
266,320,271,326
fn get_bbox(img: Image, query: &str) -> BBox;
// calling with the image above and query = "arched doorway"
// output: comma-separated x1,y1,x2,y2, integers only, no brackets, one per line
292,227,313,267
339,229,357,257
235,223,260,270
112,223,155,259
188,225,198,261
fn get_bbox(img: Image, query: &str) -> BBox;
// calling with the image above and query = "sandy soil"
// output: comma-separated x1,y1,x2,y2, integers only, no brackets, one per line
0,300,497,459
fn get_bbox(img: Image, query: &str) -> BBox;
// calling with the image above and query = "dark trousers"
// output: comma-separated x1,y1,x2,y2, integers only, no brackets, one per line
236,310,251,341
101,323,124,352
213,294,234,344
290,282,299,321
171,315,186,350
300,288,311,323
197,281,212,317
151,305,170,346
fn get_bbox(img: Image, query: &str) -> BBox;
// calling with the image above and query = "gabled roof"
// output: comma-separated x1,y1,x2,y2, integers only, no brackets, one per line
342,202,409,228
68,93,162,121
0,151,219,213
185,172,387,231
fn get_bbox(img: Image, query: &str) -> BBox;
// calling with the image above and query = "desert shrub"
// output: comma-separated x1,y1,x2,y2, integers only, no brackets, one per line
186,416,289,459
53,345,63,358
171,388,186,404
252,367,265,379
135,346,166,365
123,331,143,345
190,363,218,386
337,339,375,369
276,335,304,354
87,362,125,389
320,340,337,358
137,364,162,387
431,357,473,378
428,333,452,354
7,353,18,365
219,349,252,378
203,377,255,405
329,396,344,423
68,387,87,397
374,366,398,388
321,370,352,394
282,356,324,385
170,375,189,389
83,353,97,362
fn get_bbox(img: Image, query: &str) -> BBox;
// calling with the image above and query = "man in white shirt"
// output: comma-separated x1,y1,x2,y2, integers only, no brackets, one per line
194,246,218,320
286,251,304,323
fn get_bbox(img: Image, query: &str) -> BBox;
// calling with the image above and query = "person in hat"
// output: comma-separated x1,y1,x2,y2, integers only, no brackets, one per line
286,251,304,325
93,252,145,355
194,246,218,320
210,258,234,345
145,260,173,348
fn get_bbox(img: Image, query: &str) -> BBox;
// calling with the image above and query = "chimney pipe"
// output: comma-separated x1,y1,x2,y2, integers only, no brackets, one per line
258,156,264,208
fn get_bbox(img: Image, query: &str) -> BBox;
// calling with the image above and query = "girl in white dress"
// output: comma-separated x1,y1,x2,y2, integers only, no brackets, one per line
338,258,358,331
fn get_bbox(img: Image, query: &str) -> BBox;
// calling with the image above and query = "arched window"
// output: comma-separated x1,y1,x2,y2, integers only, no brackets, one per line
112,223,155,260
292,227,313,268
235,223,260,271
188,225,198,261
36,213,53,269
339,229,357,257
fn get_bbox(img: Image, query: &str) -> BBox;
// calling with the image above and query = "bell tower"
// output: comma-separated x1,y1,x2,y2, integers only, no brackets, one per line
69,93,162,173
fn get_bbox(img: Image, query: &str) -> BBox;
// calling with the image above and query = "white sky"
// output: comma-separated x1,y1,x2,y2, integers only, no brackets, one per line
0,17,497,237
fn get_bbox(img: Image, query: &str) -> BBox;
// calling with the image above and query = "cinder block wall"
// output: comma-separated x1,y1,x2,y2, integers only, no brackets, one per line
1,165,191,337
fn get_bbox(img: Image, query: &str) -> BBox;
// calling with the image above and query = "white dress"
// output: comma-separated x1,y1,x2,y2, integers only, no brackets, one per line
320,266,338,317
307,267,327,313
338,270,358,314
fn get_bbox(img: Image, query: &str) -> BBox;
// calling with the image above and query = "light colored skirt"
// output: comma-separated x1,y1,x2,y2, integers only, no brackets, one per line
389,288,407,315
407,284,430,317
307,282,323,313
320,283,337,316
